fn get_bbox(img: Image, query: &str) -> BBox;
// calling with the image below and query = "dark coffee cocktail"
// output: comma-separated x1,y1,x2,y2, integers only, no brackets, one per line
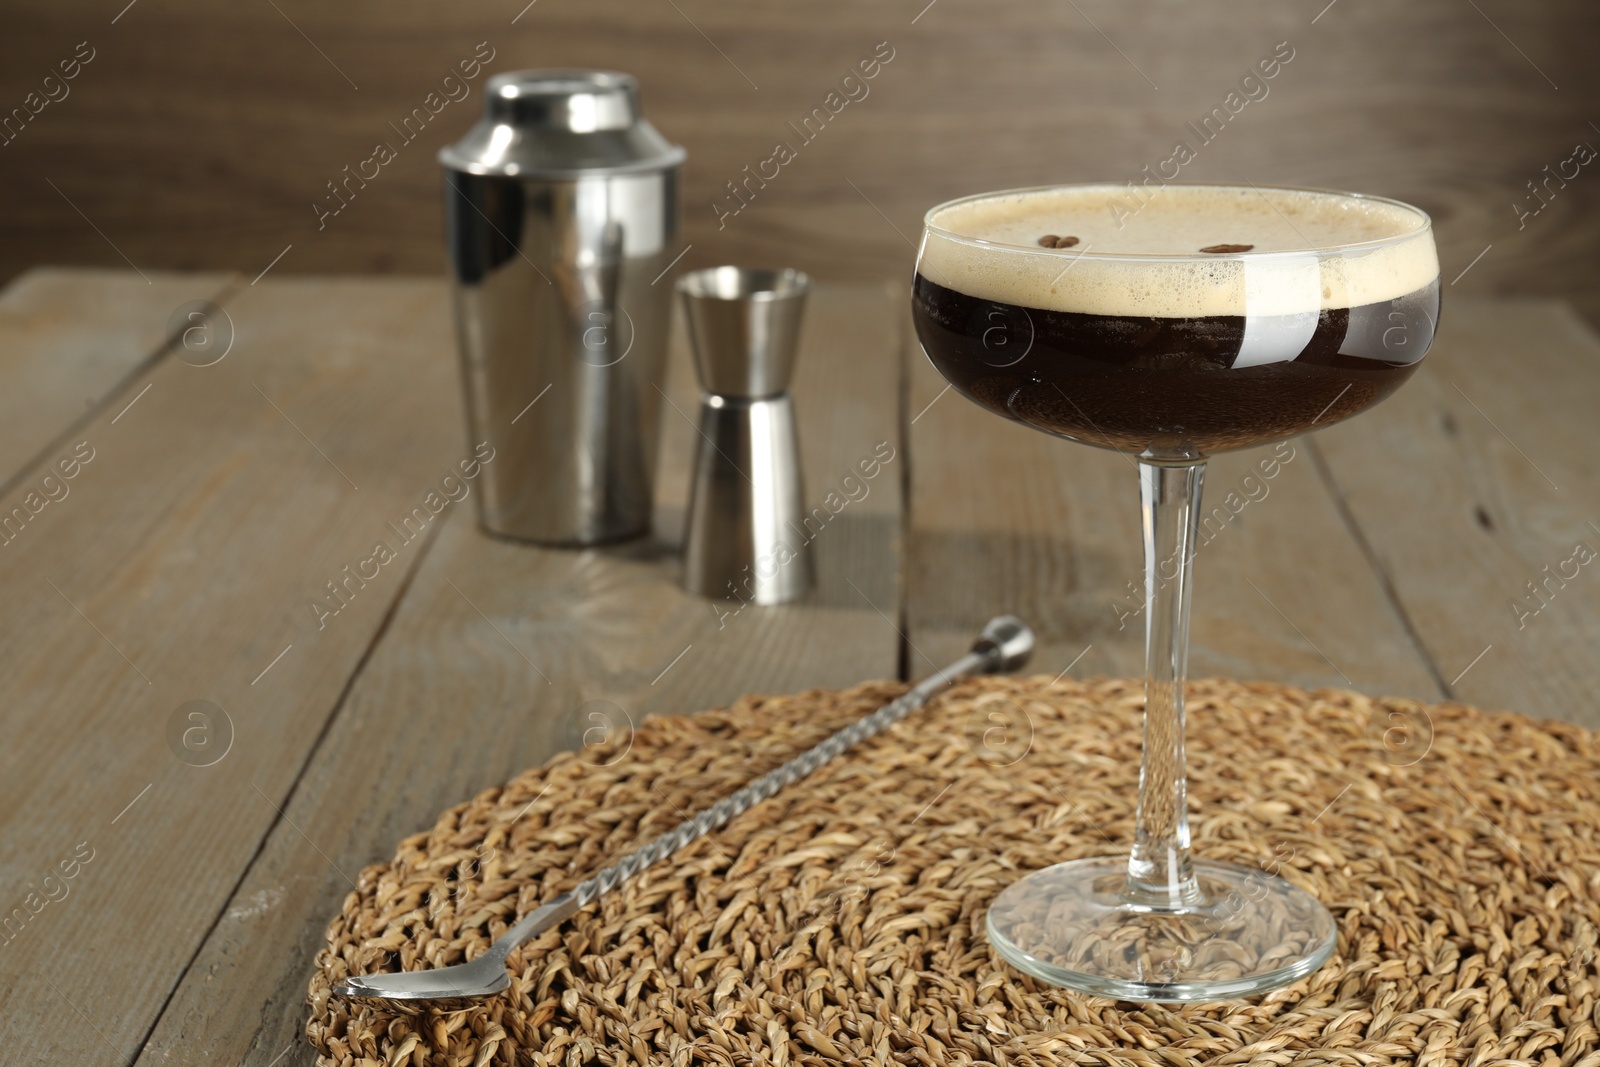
913,185,1439,458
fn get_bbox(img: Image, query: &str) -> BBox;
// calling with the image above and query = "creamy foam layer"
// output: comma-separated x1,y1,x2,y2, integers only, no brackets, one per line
919,185,1438,318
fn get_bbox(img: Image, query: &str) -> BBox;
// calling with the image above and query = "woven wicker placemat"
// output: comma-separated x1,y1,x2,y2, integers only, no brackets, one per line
306,676,1600,1067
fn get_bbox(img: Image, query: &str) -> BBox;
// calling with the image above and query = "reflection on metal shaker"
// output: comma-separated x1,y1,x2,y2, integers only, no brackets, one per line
440,70,684,545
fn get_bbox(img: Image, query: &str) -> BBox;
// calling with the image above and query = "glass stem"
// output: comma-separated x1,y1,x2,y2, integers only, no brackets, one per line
1125,461,1206,908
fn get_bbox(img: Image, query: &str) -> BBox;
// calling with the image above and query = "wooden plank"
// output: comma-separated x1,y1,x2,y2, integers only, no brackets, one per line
1315,299,1600,727
133,284,905,1065
0,276,468,1063
904,315,1443,701
0,267,234,486
2,2,1598,322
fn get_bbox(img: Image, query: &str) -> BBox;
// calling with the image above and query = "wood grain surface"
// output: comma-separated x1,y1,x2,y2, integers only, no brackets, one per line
0,270,1596,1063
0,276,467,1063
1315,299,1600,727
132,282,905,1066
0,268,233,488
2,0,1597,327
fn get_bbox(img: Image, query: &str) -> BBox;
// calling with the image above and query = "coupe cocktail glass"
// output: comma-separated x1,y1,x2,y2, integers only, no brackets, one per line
912,183,1439,1001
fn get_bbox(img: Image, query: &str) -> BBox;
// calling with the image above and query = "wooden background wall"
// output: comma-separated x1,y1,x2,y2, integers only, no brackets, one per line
3,0,1597,326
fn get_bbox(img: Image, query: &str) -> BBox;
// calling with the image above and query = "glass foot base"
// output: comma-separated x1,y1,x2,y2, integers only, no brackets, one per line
987,858,1337,1002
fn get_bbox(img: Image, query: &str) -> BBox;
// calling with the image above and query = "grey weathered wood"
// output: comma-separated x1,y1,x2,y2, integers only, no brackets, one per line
1315,299,1600,727
5,272,1597,1066
904,314,1443,701
0,267,234,488
0,276,468,1064
132,284,905,1065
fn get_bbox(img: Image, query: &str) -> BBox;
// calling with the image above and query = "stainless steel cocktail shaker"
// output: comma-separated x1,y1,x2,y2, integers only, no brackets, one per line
441,70,685,545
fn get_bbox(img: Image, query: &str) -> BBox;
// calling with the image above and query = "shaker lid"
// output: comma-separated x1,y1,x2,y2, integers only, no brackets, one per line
439,69,685,178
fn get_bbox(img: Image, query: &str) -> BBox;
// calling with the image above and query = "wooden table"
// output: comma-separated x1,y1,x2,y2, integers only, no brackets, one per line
1,269,1596,1065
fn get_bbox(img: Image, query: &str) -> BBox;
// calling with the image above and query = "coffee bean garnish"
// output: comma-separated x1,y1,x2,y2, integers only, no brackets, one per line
1037,234,1080,249
1199,243,1254,254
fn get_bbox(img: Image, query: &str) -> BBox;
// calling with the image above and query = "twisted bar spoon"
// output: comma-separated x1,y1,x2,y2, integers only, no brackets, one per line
334,615,1035,1013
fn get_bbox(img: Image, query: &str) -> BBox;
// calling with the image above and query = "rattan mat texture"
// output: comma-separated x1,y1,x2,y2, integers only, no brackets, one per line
307,676,1600,1067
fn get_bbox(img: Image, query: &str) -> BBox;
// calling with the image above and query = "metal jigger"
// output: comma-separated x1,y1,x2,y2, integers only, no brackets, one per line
677,267,812,604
